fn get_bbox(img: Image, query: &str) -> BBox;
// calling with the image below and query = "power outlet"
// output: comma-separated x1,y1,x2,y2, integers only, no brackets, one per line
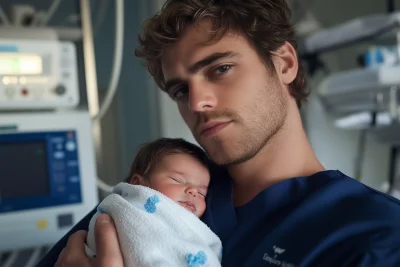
9,4,36,26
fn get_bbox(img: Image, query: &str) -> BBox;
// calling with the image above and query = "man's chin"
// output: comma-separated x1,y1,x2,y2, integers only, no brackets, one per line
207,148,256,166
197,137,240,165
205,148,235,166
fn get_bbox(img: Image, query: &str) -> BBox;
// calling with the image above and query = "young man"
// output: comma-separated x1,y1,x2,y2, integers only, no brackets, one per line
47,0,400,266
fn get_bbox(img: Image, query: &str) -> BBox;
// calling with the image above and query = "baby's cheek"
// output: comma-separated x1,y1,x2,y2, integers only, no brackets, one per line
198,201,207,216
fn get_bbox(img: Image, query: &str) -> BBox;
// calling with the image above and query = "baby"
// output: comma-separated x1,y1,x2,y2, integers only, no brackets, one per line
85,138,222,267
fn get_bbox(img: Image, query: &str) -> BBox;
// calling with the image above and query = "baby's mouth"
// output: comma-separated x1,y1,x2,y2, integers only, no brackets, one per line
178,201,196,213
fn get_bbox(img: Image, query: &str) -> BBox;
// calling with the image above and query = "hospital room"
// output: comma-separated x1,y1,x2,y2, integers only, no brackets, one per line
0,0,399,266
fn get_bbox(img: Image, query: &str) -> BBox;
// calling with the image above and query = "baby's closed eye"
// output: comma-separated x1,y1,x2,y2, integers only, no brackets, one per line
169,176,184,183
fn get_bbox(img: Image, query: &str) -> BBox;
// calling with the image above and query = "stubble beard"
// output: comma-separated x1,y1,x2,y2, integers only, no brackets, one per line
202,83,288,166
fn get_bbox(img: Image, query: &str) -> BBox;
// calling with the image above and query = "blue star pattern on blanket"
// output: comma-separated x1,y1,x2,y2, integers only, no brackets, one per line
144,195,160,213
186,251,207,267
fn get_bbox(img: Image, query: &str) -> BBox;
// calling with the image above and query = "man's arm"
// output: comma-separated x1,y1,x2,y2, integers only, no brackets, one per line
36,207,97,266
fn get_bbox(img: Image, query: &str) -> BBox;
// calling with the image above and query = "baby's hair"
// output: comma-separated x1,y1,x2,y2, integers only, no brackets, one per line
125,138,209,182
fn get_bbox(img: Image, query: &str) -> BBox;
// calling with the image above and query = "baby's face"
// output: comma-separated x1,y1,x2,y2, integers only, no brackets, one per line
143,153,210,217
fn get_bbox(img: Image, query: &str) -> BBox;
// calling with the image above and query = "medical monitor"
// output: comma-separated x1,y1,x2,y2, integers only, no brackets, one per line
0,111,98,251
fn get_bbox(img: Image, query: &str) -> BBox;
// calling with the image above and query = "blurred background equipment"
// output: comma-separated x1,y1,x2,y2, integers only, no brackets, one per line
300,0,400,197
0,0,125,266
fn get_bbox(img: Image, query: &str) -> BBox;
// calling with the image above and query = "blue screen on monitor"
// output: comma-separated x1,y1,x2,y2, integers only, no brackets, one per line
0,130,82,213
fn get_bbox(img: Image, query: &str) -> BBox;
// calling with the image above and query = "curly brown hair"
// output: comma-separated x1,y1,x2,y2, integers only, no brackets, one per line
135,0,309,107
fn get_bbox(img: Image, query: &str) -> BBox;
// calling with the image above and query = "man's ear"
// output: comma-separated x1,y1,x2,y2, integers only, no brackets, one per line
273,41,298,86
130,174,146,185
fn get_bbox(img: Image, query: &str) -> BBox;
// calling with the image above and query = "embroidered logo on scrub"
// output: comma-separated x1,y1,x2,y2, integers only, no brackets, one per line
262,245,296,267
144,195,160,213
186,251,207,267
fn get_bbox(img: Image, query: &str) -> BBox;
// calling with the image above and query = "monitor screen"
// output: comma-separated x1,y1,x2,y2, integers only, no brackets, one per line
0,130,82,213
0,53,43,75
0,141,49,199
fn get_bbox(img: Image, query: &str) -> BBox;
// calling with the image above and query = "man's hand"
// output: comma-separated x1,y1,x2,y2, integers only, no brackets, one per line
55,214,124,267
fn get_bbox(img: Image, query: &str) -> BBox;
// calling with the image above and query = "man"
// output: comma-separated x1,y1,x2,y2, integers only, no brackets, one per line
45,0,400,266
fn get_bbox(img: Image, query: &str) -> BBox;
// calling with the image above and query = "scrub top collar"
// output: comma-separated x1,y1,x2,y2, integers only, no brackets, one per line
207,167,342,241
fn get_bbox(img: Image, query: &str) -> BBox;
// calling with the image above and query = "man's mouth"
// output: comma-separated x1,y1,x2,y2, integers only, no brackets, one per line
178,201,196,213
199,121,232,137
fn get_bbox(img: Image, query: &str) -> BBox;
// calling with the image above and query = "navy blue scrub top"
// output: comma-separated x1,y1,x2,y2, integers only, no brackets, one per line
202,167,400,267
37,168,400,266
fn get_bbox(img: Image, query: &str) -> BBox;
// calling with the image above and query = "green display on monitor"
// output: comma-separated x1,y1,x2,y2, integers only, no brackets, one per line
0,53,42,75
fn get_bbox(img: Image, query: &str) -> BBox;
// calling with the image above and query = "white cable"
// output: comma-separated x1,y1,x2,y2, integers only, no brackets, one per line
3,251,19,267
92,0,124,121
97,177,114,193
24,247,42,267
0,5,10,25
41,0,62,25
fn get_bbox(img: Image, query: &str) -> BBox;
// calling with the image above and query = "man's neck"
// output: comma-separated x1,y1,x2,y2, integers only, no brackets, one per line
228,102,325,206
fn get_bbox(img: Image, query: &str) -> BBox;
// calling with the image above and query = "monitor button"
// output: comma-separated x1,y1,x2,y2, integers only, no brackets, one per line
4,86,16,98
65,141,76,151
57,213,73,228
54,84,66,96
54,151,65,159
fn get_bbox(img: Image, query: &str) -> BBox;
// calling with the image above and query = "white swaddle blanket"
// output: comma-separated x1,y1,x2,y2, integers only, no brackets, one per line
85,182,222,267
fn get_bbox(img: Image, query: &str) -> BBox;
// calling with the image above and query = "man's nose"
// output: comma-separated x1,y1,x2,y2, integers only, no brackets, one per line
188,80,217,113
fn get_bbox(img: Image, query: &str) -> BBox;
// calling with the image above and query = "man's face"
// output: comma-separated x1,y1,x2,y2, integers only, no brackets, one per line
161,21,288,166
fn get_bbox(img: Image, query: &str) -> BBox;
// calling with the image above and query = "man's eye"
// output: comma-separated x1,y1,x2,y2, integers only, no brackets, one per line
173,86,188,99
214,65,232,75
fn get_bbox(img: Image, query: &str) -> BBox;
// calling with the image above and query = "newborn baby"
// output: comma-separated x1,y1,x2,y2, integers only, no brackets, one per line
85,138,222,267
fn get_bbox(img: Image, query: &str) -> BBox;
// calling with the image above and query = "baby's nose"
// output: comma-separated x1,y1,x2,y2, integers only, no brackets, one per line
187,187,197,197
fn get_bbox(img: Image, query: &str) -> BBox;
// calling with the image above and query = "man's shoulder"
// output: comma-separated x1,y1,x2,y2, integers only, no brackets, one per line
207,167,400,218
325,170,400,210
311,171,400,246
311,170,400,220
311,172,400,265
